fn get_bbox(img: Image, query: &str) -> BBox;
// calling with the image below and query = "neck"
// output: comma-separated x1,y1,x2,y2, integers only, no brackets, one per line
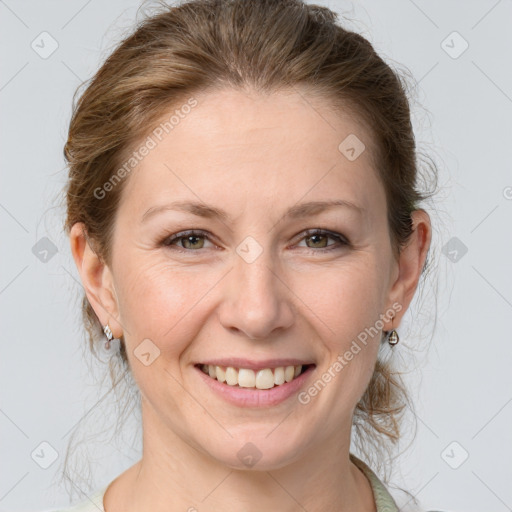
104,403,376,512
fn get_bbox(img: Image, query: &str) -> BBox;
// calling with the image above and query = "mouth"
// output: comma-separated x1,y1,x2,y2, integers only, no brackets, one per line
194,363,315,390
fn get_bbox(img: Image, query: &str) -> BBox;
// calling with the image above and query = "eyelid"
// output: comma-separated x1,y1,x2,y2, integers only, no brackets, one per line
162,229,217,249
293,228,348,245
290,228,349,252
161,228,349,253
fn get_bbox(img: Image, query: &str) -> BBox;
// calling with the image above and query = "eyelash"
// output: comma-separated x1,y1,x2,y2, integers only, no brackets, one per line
160,228,349,255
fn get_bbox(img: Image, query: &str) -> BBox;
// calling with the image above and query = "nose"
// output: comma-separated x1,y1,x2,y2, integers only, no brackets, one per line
217,247,295,341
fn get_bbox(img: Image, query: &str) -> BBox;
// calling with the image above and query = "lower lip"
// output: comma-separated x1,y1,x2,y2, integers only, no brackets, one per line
194,365,316,408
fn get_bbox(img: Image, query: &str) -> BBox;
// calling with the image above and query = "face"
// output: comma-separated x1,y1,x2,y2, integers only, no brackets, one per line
76,87,420,471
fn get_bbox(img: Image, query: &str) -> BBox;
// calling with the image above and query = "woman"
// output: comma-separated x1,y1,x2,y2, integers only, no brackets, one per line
57,0,437,510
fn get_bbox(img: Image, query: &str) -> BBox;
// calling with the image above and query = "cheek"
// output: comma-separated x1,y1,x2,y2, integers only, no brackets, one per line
298,259,384,405
114,259,202,404
298,259,383,345
115,257,197,343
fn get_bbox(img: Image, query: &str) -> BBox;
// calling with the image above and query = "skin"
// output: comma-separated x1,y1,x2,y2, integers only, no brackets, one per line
70,87,431,512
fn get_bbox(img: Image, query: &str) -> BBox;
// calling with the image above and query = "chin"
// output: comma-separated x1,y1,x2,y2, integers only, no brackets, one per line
201,433,306,472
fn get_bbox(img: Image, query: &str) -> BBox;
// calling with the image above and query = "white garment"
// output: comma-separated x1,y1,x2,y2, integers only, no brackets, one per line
43,485,107,512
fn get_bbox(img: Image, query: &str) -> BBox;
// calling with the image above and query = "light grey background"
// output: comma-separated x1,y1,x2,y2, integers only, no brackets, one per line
1,0,511,511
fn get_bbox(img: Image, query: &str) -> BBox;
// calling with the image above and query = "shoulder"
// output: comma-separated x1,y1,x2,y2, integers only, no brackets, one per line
389,486,454,512
388,484,453,512
349,453,452,512
42,485,108,512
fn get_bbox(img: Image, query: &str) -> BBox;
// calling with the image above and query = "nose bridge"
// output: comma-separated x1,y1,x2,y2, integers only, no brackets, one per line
219,235,294,339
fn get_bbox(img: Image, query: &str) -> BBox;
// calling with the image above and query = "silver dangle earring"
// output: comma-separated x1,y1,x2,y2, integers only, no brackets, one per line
387,316,399,346
103,323,114,350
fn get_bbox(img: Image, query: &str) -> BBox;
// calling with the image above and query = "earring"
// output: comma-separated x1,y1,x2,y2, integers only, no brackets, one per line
387,317,399,346
103,323,114,350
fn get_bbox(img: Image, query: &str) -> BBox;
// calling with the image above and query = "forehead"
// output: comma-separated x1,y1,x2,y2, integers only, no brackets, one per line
118,87,384,220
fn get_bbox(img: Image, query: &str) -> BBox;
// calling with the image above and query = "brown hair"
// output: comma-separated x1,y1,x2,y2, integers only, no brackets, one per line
62,0,438,499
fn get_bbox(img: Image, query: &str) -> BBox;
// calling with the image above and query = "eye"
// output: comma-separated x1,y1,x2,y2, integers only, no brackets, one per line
161,230,215,252
296,228,349,252
160,228,349,254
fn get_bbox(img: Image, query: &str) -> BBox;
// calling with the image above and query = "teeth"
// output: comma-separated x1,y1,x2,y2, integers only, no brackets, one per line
216,366,226,383
225,366,238,386
238,368,255,388
255,368,274,389
274,366,285,385
200,364,305,389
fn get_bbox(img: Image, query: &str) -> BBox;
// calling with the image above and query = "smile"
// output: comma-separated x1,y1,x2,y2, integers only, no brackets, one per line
198,363,312,390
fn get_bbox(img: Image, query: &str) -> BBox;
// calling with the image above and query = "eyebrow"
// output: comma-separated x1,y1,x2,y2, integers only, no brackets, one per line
141,199,364,223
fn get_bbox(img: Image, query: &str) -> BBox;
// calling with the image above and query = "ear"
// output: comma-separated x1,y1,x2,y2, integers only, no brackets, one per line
385,209,432,329
69,222,123,338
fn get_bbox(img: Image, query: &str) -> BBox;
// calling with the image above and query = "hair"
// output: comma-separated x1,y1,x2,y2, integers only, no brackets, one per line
60,0,439,504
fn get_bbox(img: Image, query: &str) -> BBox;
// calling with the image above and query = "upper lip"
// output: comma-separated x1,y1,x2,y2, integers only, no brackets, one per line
196,358,315,371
